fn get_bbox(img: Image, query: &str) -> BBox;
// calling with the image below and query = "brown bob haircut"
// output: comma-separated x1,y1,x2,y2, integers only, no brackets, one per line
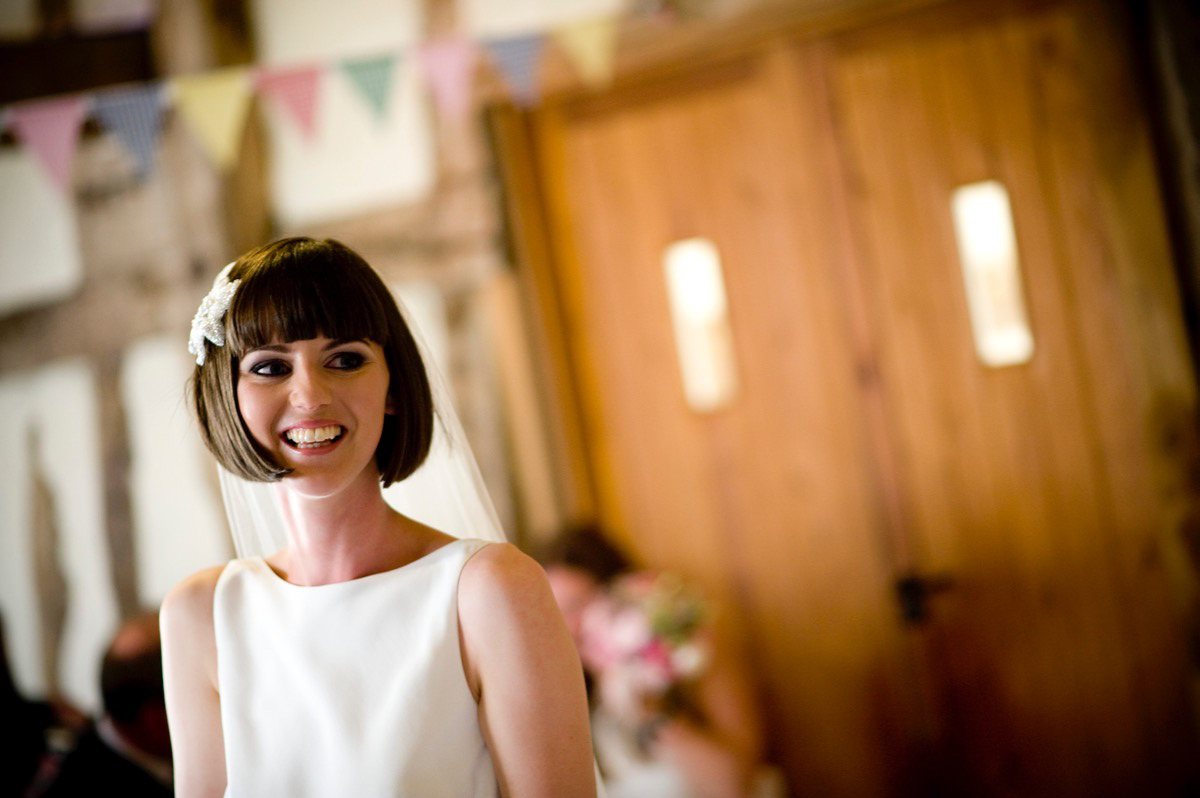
190,237,433,487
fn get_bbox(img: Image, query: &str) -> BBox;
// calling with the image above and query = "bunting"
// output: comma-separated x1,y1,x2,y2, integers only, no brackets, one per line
255,65,323,141
342,54,397,121
91,83,165,177
484,35,544,108
7,96,89,192
171,67,253,171
554,17,619,88
417,38,478,123
0,6,634,185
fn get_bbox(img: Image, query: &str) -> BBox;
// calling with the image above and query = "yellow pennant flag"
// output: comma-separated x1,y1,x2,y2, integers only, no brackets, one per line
171,67,254,171
553,16,618,88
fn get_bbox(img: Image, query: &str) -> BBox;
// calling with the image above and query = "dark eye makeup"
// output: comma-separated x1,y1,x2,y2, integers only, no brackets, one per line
327,351,367,370
241,342,372,377
247,358,290,377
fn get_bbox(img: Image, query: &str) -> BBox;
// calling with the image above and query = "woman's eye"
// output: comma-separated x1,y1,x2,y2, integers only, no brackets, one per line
329,352,367,370
249,359,290,377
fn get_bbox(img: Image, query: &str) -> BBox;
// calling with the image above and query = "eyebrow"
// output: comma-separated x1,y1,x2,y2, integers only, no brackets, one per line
246,338,370,354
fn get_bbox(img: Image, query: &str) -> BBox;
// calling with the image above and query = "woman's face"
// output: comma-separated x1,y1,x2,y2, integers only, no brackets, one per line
545,565,601,648
236,336,392,498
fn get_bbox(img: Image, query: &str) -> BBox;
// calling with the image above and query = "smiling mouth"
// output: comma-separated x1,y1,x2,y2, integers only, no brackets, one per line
283,425,344,450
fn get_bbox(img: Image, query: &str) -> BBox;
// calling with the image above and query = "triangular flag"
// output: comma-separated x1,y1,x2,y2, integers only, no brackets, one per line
91,82,166,177
255,65,323,141
553,16,619,88
171,67,253,171
484,34,544,108
7,95,88,192
342,54,397,121
417,38,478,122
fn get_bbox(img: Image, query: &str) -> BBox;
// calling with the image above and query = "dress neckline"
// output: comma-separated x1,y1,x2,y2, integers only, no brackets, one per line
250,537,471,590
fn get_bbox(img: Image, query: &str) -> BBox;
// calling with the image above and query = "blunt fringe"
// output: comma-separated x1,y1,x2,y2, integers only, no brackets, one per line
190,237,434,487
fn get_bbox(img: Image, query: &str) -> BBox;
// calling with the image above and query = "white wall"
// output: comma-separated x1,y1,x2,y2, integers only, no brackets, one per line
0,148,83,316
250,0,434,228
0,340,234,711
120,334,232,606
0,359,117,712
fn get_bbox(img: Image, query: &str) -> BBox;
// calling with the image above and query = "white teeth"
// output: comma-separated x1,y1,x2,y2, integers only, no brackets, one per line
285,425,342,445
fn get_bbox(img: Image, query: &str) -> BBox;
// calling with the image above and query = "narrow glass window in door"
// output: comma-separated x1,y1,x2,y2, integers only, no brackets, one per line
951,181,1035,367
663,237,738,412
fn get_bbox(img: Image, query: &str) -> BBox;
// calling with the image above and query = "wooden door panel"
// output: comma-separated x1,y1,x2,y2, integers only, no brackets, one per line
542,58,913,794
831,4,1198,792
515,0,1199,794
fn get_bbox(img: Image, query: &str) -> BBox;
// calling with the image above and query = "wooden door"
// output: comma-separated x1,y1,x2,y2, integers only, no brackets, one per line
829,4,1200,794
502,0,1200,794
525,51,918,796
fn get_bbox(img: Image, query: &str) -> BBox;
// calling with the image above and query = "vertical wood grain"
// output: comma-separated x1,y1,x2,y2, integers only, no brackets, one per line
506,0,1200,793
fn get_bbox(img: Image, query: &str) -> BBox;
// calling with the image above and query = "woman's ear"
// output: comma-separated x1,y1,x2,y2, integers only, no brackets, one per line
385,392,396,415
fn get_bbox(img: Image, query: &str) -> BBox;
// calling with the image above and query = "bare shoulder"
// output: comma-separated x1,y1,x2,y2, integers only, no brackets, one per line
161,565,225,631
459,542,547,601
457,542,565,679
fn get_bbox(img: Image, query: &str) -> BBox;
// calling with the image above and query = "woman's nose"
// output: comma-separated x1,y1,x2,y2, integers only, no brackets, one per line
289,364,331,410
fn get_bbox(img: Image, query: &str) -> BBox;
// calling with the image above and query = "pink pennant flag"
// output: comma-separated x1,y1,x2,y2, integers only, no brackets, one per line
417,37,478,122
7,95,89,192
255,65,323,141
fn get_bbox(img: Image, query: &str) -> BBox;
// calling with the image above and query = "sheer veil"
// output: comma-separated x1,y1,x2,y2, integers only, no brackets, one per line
217,292,507,559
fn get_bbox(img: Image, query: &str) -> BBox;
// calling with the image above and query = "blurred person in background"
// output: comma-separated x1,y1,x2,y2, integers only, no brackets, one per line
2,613,61,797
541,524,784,798
33,611,172,797
1,613,87,797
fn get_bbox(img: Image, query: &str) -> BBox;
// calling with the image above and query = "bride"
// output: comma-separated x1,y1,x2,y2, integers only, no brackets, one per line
160,237,598,797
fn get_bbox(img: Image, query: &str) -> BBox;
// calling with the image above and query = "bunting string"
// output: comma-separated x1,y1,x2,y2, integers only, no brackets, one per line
0,10,623,191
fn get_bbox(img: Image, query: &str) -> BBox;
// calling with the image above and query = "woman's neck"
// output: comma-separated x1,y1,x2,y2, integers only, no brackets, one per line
270,473,432,586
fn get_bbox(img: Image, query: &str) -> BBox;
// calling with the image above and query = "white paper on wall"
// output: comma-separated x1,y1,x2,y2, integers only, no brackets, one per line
259,55,435,229
249,0,434,227
0,149,83,316
0,360,118,713
0,379,40,700
121,335,232,606
251,0,423,65
458,0,626,38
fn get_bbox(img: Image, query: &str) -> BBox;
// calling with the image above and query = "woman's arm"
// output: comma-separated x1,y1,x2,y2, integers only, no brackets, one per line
458,543,597,798
160,566,226,798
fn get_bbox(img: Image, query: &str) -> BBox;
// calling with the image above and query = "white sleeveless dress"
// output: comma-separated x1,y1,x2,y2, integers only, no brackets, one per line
213,538,497,797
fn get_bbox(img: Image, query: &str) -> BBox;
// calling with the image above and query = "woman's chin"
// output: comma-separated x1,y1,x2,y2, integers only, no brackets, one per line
277,461,382,501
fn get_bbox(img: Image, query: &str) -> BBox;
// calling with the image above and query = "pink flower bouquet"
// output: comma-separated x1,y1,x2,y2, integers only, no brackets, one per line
578,570,711,725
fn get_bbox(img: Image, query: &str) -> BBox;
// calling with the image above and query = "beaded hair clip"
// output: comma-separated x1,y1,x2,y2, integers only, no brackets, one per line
188,262,240,366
